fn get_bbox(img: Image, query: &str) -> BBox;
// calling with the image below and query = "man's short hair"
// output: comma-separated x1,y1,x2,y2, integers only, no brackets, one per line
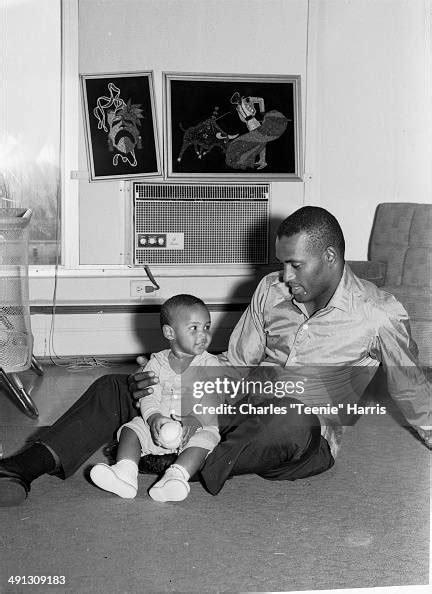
277,206,345,258
160,294,207,327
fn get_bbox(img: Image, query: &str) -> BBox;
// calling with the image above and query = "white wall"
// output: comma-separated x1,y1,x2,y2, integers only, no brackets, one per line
310,0,432,258
78,0,432,266
25,0,432,356
78,0,308,265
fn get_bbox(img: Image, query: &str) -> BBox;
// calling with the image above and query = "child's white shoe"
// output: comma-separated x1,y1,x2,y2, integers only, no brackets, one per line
90,461,138,499
148,464,190,502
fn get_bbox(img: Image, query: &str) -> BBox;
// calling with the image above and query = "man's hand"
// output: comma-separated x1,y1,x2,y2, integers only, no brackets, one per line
147,413,172,446
127,355,158,406
413,425,432,449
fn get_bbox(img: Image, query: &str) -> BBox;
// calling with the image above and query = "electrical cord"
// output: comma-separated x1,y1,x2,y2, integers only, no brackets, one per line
143,264,160,291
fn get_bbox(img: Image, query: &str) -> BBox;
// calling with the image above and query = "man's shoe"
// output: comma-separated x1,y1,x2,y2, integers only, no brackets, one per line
138,454,202,482
0,468,30,507
138,454,177,475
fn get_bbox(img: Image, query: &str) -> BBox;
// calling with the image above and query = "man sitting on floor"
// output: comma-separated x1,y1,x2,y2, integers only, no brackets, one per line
0,206,430,506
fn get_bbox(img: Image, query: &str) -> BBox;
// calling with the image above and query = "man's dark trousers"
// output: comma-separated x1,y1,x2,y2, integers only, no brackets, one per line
38,374,334,494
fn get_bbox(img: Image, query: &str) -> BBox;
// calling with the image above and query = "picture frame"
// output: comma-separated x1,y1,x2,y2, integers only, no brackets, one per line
81,72,161,181
163,72,302,180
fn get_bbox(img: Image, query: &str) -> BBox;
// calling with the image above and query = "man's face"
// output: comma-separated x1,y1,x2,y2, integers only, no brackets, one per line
275,232,336,307
170,305,212,356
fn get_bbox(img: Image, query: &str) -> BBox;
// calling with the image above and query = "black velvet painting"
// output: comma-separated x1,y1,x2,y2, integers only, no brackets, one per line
81,72,160,180
164,73,301,179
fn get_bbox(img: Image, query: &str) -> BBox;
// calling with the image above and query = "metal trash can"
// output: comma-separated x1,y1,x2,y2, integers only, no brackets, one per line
0,208,42,417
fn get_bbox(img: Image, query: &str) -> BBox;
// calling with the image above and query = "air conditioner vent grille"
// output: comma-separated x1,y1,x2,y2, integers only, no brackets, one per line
134,183,268,200
132,183,269,265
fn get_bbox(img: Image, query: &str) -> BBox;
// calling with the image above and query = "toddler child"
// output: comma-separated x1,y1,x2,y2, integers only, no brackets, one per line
90,294,221,502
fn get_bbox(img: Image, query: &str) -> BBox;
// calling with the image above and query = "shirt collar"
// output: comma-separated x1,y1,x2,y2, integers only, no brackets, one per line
325,264,355,312
271,264,355,313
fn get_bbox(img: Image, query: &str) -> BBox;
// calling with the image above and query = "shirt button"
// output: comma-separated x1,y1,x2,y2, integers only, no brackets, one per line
173,394,179,399
303,324,309,331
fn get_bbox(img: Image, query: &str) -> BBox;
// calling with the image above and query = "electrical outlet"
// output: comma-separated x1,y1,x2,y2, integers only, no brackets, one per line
130,280,154,297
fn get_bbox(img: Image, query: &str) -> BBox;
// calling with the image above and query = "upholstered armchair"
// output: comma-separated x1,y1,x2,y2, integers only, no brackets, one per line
348,202,432,367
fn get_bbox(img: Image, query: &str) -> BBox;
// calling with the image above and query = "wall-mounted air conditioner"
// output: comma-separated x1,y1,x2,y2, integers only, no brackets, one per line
132,183,270,266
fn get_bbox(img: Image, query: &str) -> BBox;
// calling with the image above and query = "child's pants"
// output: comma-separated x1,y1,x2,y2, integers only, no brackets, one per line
118,416,220,455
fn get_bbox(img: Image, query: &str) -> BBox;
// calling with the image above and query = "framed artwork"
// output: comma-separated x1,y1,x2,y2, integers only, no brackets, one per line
163,72,302,180
81,72,161,181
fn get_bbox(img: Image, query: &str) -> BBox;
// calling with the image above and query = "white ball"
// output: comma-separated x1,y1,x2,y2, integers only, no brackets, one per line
159,421,182,449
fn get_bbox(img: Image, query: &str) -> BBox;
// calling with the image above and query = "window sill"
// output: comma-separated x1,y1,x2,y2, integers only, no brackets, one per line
29,263,277,278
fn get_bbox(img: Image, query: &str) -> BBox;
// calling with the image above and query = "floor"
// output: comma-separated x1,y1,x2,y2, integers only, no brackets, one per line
0,362,430,594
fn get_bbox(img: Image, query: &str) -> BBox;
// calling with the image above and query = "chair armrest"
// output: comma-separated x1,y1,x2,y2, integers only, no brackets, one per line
347,260,387,286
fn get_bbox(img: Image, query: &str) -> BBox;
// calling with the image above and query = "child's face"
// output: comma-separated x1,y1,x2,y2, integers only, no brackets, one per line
169,304,212,356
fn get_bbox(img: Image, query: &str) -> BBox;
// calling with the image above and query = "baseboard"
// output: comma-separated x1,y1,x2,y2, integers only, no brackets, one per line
30,309,241,357
35,351,225,365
